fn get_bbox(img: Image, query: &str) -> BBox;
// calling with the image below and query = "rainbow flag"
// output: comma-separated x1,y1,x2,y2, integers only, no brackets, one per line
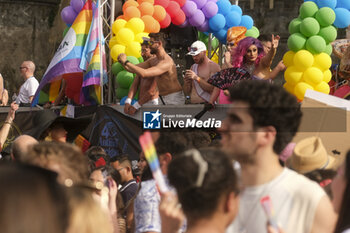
32,0,93,106
36,79,62,104
79,0,107,105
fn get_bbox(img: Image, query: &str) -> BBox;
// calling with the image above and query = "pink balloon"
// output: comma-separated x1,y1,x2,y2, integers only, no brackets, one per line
70,0,84,13
166,1,181,18
61,6,77,25
197,19,209,31
189,9,205,27
181,1,198,18
172,10,186,25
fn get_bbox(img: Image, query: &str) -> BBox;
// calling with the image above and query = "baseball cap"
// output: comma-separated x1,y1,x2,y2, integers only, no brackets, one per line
187,41,207,56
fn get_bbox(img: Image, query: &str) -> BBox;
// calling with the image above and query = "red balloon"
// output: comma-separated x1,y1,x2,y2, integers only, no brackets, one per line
166,1,180,18
172,10,185,25
155,0,169,8
159,13,171,28
173,0,186,7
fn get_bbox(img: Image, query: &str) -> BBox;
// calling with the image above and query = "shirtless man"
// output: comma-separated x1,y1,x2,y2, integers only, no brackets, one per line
183,41,220,104
122,42,158,115
118,32,184,113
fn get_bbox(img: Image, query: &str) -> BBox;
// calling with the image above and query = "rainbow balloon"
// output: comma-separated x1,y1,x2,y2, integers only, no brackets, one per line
139,131,169,193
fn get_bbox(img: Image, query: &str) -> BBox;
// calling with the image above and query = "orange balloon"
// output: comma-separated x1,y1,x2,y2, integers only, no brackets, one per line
137,0,155,4
142,15,156,33
122,0,139,12
116,15,125,20
153,5,166,22
138,2,154,16
153,20,160,33
124,6,141,20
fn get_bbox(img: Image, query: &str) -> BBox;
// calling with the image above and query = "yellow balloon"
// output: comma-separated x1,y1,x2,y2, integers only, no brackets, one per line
112,19,127,35
283,82,295,94
284,66,303,85
314,81,330,94
303,67,323,86
110,44,126,61
314,53,332,71
116,28,135,46
294,82,314,100
206,51,218,64
125,17,145,34
323,69,332,83
135,32,149,43
283,51,295,67
293,50,314,71
109,36,118,48
125,41,141,57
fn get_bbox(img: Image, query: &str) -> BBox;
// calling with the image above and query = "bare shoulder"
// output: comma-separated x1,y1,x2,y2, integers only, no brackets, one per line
209,60,221,72
310,195,336,233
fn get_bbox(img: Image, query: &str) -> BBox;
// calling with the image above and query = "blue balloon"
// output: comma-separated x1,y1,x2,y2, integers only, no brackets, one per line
209,13,226,32
120,96,127,105
214,28,227,44
225,11,241,28
240,15,254,29
316,0,336,9
337,0,350,10
216,0,231,16
231,5,242,16
334,8,350,28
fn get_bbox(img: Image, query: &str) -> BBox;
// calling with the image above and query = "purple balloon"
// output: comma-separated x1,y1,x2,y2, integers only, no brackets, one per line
197,19,209,31
182,0,198,18
70,0,84,13
192,0,207,9
179,19,189,28
61,6,77,25
207,0,218,2
189,9,206,27
202,1,218,19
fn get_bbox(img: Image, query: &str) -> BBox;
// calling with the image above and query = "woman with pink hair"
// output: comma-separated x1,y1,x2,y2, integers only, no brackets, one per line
232,35,280,80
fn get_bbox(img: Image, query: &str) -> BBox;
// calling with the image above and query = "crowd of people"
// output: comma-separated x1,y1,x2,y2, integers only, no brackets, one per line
0,24,349,233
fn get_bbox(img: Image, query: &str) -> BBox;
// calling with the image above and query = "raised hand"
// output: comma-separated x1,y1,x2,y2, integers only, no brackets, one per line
271,35,280,49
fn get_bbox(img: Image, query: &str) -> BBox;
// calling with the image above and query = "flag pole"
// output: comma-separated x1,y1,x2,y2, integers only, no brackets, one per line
98,0,104,105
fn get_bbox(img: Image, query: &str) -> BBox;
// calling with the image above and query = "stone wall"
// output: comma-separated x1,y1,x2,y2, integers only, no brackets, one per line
0,0,68,97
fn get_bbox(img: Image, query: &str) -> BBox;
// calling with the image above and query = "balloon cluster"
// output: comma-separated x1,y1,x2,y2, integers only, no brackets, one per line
153,0,187,27
283,1,347,100
110,17,149,60
61,0,85,25
304,0,350,28
112,56,140,100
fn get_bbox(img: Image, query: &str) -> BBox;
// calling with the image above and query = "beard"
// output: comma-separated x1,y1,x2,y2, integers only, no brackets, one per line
150,47,157,54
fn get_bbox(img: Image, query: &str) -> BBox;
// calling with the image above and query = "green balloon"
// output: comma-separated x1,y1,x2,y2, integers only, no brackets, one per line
112,62,125,76
63,27,69,37
289,18,302,34
245,26,260,38
306,35,326,54
287,33,307,52
198,31,207,42
300,17,320,37
138,56,144,63
315,7,336,27
211,38,219,50
318,25,337,43
324,43,333,55
116,71,134,89
116,87,129,99
127,56,139,65
299,1,319,19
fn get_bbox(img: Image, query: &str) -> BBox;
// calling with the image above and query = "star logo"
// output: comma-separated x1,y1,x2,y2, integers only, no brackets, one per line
150,110,162,122
143,110,162,129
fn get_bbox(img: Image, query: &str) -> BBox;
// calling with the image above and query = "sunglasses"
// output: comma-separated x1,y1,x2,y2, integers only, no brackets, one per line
226,42,235,47
188,47,199,52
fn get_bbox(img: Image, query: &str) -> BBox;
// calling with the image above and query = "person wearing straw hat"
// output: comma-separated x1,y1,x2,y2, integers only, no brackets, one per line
26,110,92,143
287,136,341,174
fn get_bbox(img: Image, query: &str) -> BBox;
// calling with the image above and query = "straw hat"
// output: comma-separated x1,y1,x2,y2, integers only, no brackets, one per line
226,26,247,45
287,136,340,173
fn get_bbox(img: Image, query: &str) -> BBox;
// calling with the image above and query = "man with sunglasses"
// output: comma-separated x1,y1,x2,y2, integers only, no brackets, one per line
16,61,39,106
183,41,220,104
118,32,184,114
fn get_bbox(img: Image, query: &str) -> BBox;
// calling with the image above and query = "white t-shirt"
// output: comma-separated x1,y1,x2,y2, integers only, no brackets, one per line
16,76,39,104
226,168,326,233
